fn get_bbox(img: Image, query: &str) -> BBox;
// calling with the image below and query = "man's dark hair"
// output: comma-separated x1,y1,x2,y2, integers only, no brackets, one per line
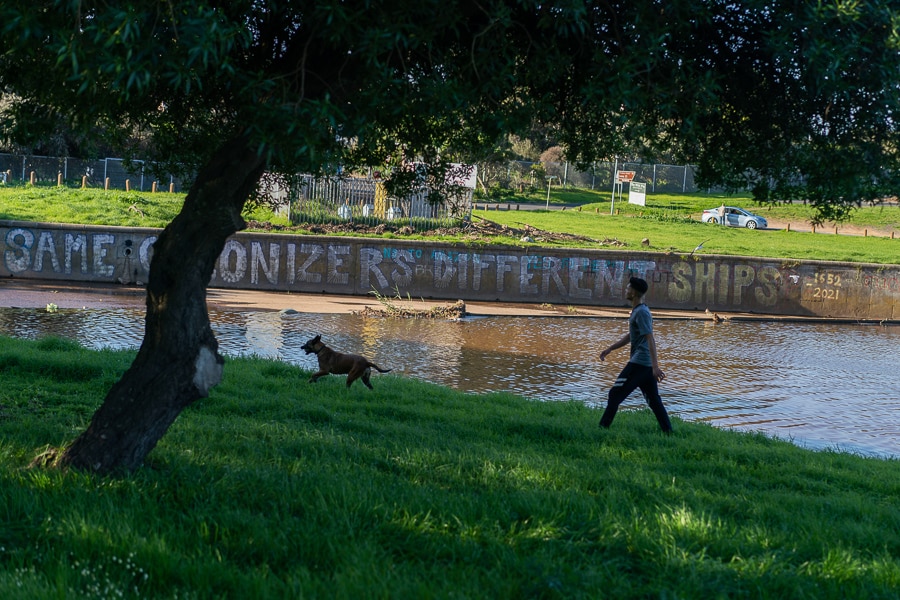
629,276,649,295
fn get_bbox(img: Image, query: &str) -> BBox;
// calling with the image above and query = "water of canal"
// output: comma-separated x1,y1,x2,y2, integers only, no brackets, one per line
1,306,897,459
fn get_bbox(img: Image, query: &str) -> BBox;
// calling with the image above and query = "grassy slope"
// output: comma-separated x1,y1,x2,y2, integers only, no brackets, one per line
2,184,897,264
0,185,183,228
0,336,897,598
475,190,900,264
0,185,285,229
475,206,900,263
502,187,900,230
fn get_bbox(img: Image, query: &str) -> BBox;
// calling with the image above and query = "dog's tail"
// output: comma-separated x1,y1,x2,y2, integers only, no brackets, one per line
370,364,392,373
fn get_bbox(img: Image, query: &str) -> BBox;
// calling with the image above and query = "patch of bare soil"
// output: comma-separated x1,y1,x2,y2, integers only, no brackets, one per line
245,216,627,247
764,218,898,238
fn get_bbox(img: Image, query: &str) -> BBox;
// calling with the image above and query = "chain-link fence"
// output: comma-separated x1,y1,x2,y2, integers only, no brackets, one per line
2,152,705,195
481,160,701,195
0,153,191,192
1,153,472,230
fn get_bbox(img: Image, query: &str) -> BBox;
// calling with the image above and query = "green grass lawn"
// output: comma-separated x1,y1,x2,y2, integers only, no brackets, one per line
1,335,898,598
1,184,898,264
474,205,900,263
492,186,900,230
0,184,285,229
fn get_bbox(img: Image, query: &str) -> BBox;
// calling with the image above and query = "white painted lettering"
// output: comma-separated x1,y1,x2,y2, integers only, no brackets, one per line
592,260,625,298
4,228,33,273
433,251,455,289
668,262,692,303
520,255,539,295
359,247,388,289
391,249,414,286
286,243,296,284
66,233,90,275
541,256,565,295
755,266,780,306
733,264,755,305
139,236,156,273
693,261,716,304
328,245,350,285
297,244,324,283
457,253,469,291
92,234,116,277
496,254,518,293
627,260,657,280
218,240,248,283
472,254,495,291
34,231,61,273
718,264,730,304
251,241,280,285
568,257,591,299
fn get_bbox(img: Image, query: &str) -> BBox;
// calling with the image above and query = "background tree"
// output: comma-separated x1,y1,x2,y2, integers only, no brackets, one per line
1,0,898,473
664,1,900,221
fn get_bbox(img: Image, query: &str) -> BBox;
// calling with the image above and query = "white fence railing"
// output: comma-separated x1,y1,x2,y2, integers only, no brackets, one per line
289,174,474,229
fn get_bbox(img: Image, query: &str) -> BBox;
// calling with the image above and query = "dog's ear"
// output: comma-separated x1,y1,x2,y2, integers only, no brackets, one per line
313,334,321,342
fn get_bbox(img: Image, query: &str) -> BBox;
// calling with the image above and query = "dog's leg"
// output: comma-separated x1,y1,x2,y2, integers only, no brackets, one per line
361,367,374,389
345,367,362,388
309,370,329,383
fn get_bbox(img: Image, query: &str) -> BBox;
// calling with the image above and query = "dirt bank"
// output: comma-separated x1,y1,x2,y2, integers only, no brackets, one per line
3,278,879,324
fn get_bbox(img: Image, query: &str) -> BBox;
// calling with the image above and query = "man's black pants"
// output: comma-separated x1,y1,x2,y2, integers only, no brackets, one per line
600,362,673,432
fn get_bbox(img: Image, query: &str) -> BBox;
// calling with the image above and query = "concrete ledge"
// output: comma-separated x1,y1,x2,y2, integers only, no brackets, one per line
2,220,898,320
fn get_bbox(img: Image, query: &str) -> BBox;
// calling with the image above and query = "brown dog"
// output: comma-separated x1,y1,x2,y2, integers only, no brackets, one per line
301,335,391,389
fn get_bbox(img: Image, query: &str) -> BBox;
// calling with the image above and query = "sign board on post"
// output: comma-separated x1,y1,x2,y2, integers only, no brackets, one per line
628,181,646,206
611,170,636,214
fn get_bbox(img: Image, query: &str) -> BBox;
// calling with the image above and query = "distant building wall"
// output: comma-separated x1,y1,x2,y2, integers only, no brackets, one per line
2,221,898,320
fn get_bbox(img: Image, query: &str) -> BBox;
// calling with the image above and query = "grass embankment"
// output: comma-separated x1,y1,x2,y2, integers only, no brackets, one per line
476,190,900,264
2,184,898,264
1,336,898,598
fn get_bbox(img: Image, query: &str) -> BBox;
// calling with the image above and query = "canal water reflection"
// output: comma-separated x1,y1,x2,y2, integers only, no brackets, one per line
1,306,897,459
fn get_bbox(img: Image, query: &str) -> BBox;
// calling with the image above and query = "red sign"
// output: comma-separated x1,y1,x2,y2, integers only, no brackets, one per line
616,170,636,183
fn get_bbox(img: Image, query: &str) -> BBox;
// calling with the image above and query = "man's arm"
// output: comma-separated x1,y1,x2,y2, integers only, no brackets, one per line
646,332,665,381
599,333,630,362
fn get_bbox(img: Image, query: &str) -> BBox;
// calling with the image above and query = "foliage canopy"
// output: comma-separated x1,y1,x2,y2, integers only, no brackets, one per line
2,1,897,220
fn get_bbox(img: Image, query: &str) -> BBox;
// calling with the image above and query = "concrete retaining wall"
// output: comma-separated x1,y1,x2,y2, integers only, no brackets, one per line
2,220,898,320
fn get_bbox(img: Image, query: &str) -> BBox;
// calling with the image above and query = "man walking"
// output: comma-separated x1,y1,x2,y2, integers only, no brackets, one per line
598,276,673,433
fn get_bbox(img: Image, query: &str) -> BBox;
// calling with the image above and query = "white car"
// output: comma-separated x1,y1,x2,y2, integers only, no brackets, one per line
702,206,768,229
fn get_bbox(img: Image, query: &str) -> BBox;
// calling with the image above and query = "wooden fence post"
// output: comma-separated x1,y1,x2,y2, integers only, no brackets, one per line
125,179,131,192
81,175,87,188
57,173,63,187
105,177,110,190
29,171,35,185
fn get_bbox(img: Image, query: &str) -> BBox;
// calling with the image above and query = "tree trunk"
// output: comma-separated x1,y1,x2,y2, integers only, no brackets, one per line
57,137,266,474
